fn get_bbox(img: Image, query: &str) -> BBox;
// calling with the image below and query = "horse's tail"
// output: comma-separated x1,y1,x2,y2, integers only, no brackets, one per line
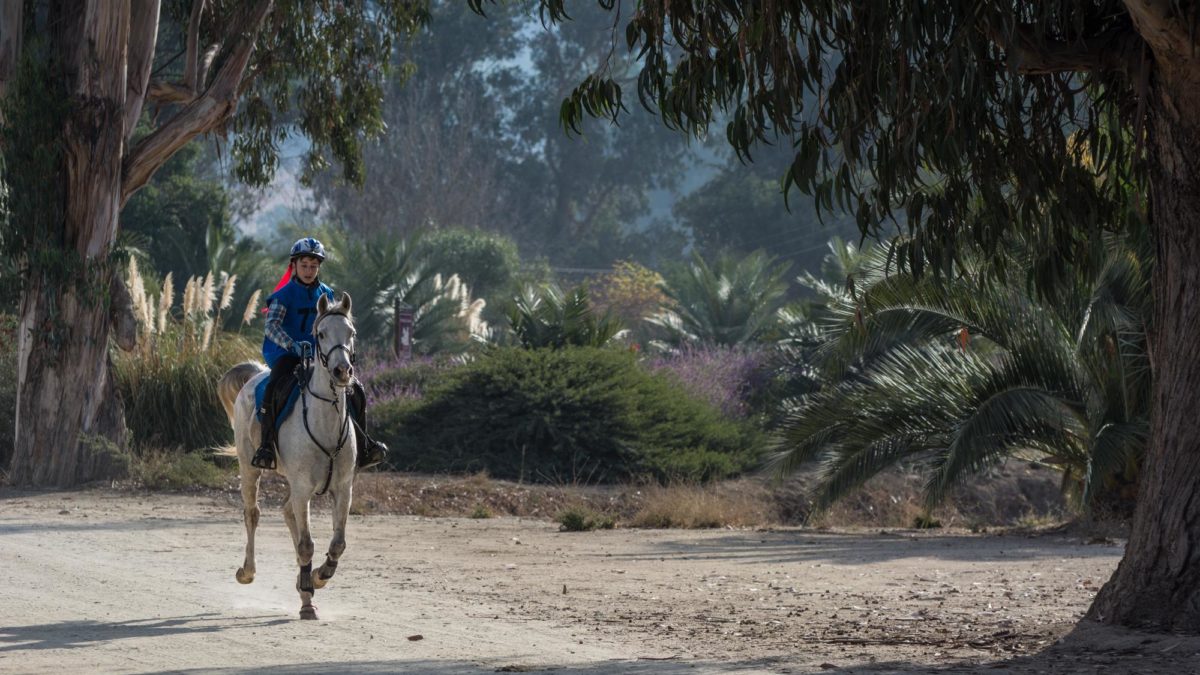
218,361,265,425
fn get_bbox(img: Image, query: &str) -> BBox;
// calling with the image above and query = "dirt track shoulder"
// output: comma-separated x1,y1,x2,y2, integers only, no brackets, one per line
1,489,1195,674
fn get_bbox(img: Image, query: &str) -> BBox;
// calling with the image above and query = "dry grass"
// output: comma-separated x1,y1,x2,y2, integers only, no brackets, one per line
135,460,1077,532
626,482,774,529
128,449,230,490
798,462,1073,531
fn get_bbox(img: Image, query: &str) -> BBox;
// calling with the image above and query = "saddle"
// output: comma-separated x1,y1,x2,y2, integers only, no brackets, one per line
254,368,303,433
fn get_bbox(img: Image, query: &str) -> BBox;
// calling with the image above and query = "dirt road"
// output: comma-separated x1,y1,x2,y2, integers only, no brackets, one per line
2,489,1198,674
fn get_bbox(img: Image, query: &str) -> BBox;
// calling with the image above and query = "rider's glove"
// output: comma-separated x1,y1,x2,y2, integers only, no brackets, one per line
291,342,306,357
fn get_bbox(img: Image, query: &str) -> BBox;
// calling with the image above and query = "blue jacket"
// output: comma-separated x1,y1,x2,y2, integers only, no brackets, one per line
262,277,335,368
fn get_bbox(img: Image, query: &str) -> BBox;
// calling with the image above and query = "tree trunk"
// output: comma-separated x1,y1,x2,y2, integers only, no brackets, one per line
11,280,129,485
0,1,21,120
1089,61,1200,631
6,1,131,487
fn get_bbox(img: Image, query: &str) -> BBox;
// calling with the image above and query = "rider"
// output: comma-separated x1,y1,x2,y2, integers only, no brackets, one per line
250,237,388,471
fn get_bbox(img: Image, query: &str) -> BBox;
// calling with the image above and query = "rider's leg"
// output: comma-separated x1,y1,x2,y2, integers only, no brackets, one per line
252,355,300,470
250,374,279,470
349,380,388,470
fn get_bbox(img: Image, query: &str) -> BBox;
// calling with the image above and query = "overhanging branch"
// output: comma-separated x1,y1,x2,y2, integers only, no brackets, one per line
122,0,274,205
987,24,1139,77
123,0,161,142
182,0,207,92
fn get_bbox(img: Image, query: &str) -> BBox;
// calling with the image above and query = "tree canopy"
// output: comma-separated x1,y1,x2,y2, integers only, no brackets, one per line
472,0,1200,634
503,1,1154,283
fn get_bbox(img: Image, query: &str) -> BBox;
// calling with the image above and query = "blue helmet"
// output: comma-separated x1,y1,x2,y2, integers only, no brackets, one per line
289,237,327,261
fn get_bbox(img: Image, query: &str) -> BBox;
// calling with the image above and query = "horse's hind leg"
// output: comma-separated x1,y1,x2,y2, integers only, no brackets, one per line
235,469,262,584
287,491,318,620
312,484,352,590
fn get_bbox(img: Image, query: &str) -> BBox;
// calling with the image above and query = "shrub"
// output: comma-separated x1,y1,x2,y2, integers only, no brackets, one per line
417,227,522,302
645,344,772,419
130,449,230,490
114,331,258,452
373,347,762,483
556,505,616,531
356,352,462,406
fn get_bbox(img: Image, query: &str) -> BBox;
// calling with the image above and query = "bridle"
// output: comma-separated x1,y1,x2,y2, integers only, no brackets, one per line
314,311,357,371
298,309,356,495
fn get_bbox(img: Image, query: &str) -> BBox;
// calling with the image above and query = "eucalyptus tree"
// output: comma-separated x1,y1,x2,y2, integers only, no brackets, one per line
316,0,691,265
0,1,429,486
475,0,1200,633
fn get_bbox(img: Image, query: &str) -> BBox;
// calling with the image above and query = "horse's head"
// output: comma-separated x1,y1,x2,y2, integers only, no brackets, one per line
314,292,356,388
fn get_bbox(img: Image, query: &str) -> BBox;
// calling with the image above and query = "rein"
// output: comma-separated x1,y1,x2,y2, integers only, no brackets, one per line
298,310,355,495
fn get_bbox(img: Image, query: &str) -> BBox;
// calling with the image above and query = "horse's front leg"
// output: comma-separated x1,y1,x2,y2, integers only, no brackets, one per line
235,469,261,584
287,490,318,620
312,483,352,590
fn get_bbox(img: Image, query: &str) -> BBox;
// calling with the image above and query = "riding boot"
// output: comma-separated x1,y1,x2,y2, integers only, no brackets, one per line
251,382,278,471
350,381,388,470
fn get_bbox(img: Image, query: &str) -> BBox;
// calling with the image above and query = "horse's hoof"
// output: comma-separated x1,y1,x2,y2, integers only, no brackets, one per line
300,605,318,620
236,567,255,584
312,569,330,590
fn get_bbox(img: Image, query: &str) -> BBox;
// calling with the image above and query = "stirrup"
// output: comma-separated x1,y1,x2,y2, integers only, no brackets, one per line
357,441,387,470
251,445,277,471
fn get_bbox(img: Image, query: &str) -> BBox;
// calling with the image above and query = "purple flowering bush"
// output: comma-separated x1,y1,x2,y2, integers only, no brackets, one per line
356,351,464,407
644,344,772,419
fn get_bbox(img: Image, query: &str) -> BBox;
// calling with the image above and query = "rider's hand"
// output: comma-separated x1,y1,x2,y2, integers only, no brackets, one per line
291,342,306,357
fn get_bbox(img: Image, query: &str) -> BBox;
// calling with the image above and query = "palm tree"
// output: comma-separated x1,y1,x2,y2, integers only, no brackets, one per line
505,283,624,349
772,233,1150,512
318,228,488,354
649,250,792,346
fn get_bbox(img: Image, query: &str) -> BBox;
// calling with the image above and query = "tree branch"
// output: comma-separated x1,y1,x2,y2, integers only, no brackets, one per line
198,42,220,90
122,0,274,205
147,79,198,104
988,23,1139,76
123,0,161,142
182,0,207,92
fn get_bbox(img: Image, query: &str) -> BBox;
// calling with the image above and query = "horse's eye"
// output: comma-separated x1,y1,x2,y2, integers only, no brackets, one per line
318,331,324,339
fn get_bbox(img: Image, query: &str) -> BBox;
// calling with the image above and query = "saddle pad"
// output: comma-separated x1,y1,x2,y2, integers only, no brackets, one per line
254,376,302,430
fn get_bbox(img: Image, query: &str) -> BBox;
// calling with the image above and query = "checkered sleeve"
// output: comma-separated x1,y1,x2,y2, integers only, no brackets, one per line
264,299,294,353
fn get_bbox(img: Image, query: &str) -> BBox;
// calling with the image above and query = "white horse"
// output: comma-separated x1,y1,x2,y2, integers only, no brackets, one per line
218,292,358,620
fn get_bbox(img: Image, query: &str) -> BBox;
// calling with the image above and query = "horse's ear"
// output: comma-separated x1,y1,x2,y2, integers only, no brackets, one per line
317,294,330,315
340,292,352,313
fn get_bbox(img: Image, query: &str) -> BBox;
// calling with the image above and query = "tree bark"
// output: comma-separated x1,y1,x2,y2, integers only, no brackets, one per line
123,0,161,142
12,279,130,485
1089,54,1200,631
0,0,21,124
7,0,132,487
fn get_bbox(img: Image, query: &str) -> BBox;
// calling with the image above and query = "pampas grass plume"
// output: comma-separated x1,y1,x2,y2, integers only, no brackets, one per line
182,277,196,319
200,272,215,316
242,289,261,326
128,258,149,327
219,273,237,311
158,272,174,333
